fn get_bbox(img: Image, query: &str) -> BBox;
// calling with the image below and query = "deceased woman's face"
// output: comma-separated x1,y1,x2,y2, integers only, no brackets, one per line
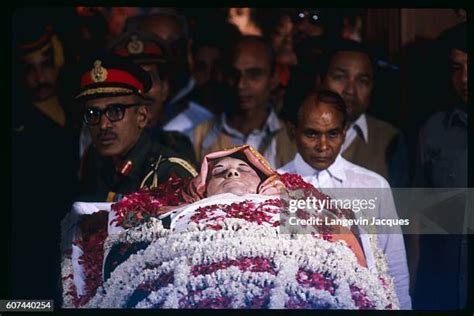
206,157,261,196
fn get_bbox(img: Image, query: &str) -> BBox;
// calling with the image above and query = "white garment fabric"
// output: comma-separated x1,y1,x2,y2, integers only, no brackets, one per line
163,101,214,140
278,154,412,310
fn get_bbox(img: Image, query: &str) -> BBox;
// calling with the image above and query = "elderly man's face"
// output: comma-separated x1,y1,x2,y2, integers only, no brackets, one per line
20,48,59,101
84,95,148,157
323,51,373,122
227,41,274,111
450,48,468,104
295,97,347,170
206,157,261,196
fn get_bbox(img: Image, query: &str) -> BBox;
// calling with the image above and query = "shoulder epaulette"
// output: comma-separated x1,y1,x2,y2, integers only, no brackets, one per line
167,157,198,177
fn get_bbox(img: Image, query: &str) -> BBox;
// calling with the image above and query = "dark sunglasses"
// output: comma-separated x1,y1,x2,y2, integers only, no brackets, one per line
83,103,141,126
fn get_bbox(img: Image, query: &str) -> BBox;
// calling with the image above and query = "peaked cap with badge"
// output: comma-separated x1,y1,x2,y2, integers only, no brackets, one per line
77,53,197,202
108,30,173,65
75,53,152,101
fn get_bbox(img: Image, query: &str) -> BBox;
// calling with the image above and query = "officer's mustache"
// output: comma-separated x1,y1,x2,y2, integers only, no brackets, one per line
97,129,118,140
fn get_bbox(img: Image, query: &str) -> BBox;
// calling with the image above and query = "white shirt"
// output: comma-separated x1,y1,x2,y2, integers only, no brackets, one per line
278,152,387,189
163,101,215,140
278,153,412,310
341,113,368,152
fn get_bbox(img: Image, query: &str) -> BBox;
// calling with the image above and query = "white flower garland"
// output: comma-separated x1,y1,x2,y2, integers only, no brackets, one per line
75,218,398,309
61,255,76,308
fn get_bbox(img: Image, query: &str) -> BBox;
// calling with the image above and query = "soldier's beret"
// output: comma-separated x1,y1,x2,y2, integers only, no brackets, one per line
108,30,173,65
75,53,152,101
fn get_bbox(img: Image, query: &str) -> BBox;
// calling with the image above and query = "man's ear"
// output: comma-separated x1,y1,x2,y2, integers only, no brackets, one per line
136,105,148,129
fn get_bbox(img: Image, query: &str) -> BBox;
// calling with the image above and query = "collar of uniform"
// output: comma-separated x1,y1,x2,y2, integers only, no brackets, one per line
294,152,346,183
350,113,368,143
220,107,281,138
115,131,152,179
446,106,468,128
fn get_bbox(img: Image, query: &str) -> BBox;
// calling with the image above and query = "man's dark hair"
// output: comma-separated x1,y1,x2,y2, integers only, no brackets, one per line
319,39,376,80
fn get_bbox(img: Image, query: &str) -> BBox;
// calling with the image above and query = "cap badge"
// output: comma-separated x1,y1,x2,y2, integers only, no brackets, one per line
91,60,108,83
127,34,144,55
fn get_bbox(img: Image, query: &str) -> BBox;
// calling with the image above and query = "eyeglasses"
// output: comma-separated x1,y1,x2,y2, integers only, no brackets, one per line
294,10,323,25
83,103,140,126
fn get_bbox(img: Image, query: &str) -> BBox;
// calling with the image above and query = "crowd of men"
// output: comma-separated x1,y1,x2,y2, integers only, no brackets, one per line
11,8,468,310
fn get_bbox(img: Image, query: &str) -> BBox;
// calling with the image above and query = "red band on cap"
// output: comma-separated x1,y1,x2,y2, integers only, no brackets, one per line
80,68,144,93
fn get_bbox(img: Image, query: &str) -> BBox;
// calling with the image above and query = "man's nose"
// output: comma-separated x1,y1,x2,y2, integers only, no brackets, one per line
238,75,248,90
297,19,310,32
462,64,468,84
226,168,240,178
99,113,113,130
316,135,328,151
343,79,355,96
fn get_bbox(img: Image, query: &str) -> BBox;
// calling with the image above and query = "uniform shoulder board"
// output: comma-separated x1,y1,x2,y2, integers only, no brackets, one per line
167,157,198,177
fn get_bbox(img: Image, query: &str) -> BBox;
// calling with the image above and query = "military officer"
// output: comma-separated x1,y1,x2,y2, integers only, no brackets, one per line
76,53,197,202
108,30,197,165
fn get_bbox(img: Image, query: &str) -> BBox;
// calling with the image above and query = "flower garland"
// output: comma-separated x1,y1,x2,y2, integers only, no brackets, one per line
187,199,282,231
77,218,398,309
62,173,400,309
111,175,188,228
62,211,109,307
61,253,77,307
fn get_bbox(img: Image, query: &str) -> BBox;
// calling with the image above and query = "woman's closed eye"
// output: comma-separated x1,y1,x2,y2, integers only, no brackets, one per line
211,166,226,177
238,163,253,172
